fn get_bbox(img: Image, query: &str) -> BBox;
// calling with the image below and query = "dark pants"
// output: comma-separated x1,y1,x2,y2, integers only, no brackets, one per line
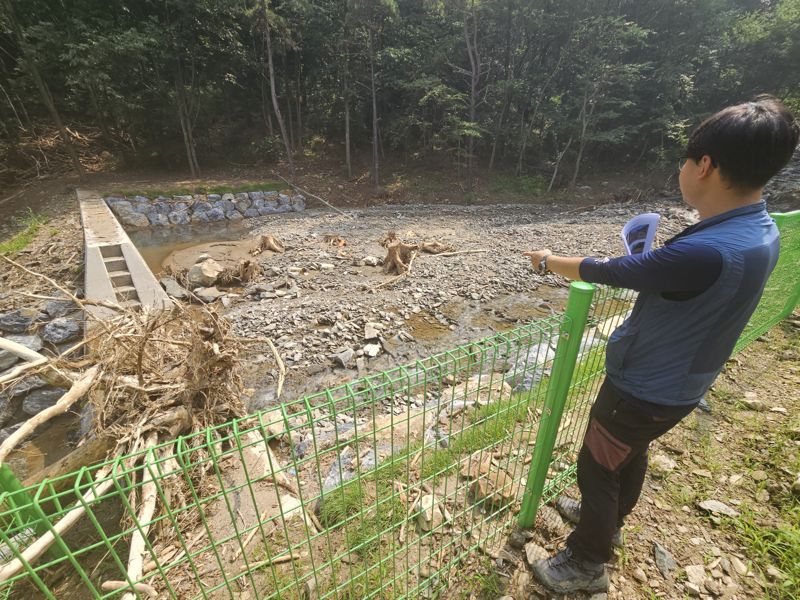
566,380,693,564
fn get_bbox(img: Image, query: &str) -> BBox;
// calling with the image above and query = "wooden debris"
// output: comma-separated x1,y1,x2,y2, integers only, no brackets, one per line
323,234,347,247
251,235,285,255
218,259,263,285
420,241,455,254
382,242,419,276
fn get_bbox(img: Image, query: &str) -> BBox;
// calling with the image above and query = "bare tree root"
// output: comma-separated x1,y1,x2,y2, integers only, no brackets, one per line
218,259,263,286
383,242,419,276
251,235,285,255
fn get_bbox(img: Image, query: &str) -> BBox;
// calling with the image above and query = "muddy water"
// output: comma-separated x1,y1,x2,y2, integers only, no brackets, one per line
128,222,250,275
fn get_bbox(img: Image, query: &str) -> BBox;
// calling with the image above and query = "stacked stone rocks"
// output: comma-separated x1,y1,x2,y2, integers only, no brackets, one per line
0,300,83,443
105,191,307,229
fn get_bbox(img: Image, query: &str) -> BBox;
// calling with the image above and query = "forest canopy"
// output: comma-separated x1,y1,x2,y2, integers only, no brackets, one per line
1,0,798,188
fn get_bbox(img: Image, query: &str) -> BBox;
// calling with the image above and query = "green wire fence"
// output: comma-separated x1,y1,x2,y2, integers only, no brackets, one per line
0,211,797,600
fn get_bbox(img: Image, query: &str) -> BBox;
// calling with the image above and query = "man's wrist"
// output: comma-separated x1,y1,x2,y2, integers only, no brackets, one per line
538,251,553,274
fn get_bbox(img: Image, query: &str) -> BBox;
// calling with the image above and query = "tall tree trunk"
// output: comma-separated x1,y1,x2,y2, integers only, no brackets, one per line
259,0,293,174
489,0,514,172
463,1,479,193
2,0,84,177
344,62,352,178
571,89,596,188
174,60,200,178
296,58,303,149
260,75,274,135
516,109,529,176
368,29,379,191
548,134,573,192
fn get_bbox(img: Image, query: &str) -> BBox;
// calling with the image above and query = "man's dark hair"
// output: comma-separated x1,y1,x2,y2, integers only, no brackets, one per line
686,95,799,190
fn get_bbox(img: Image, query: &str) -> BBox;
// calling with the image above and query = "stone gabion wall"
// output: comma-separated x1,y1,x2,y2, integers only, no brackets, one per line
105,191,307,228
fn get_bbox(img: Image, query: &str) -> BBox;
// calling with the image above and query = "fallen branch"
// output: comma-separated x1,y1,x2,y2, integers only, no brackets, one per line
273,173,352,219
101,581,157,598
265,338,286,399
0,464,115,583
0,336,47,363
431,249,489,257
120,432,159,600
0,365,100,465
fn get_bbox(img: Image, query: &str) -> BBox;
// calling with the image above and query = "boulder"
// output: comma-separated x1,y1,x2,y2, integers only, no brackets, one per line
116,207,150,228
249,191,265,201
213,199,235,214
0,335,43,371
187,259,223,288
207,207,226,222
0,308,45,334
132,202,150,214
192,201,212,214
173,195,193,203
152,201,170,214
226,210,243,221
207,194,221,202
191,210,211,224
195,286,224,303
22,388,64,416
160,276,189,300
221,193,235,202
330,347,355,368
42,318,81,344
168,210,190,225
106,199,132,213
290,195,306,211
243,208,260,218
44,299,75,319
233,194,252,212
147,212,170,226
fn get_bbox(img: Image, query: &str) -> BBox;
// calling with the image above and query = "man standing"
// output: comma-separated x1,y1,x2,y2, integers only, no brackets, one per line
523,97,799,594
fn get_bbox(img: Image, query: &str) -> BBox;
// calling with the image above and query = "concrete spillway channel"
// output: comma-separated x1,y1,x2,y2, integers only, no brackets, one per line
77,189,170,317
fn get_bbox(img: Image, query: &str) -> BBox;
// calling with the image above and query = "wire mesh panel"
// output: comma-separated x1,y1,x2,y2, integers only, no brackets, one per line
735,211,800,352
0,312,568,600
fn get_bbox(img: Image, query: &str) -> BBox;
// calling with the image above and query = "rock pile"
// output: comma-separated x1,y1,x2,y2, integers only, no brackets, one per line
0,299,83,439
105,191,307,229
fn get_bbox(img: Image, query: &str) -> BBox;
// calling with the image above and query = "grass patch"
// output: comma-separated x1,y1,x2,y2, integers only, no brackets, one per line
730,506,800,598
318,479,365,528
111,182,284,198
488,174,546,197
0,210,44,255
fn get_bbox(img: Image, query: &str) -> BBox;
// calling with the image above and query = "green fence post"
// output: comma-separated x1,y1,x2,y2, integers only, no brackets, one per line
517,281,596,529
0,464,64,559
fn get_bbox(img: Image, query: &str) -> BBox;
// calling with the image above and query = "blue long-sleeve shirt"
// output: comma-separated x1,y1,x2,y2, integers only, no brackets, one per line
575,203,779,416
580,238,723,300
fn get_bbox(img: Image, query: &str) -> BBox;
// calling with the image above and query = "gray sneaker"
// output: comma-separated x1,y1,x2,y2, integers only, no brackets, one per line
555,496,624,548
532,547,609,594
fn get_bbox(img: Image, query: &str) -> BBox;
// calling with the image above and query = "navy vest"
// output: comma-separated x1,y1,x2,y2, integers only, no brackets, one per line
605,201,780,406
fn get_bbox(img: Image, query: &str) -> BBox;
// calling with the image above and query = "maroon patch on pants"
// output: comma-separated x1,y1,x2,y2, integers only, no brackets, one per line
584,417,632,471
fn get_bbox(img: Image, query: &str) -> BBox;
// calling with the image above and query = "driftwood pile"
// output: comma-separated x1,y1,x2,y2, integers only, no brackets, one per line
0,255,289,597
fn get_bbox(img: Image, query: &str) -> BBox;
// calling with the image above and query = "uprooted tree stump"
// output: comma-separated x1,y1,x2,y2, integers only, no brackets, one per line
218,259,263,285
251,235,285,255
383,242,419,275
323,234,347,248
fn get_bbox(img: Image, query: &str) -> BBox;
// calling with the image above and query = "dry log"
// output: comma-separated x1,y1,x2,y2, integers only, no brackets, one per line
22,434,114,490
0,337,72,387
0,464,115,583
101,581,157,598
0,365,100,465
420,241,455,254
120,432,159,600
